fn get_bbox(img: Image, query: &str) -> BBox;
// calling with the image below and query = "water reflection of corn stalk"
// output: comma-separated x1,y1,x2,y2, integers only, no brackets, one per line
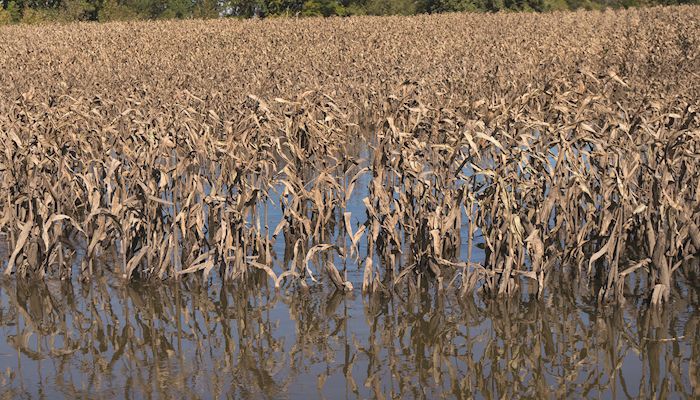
0,278,698,398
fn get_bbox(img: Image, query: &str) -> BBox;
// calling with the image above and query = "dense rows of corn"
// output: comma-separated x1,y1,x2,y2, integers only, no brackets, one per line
0,7,698,304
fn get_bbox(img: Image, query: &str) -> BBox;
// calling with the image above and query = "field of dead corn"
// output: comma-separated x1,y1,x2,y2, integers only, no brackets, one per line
0,7,698,305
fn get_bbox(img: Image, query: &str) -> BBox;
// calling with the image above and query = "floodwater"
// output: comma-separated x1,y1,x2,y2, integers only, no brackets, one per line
0,274,698,399
0,150,699,399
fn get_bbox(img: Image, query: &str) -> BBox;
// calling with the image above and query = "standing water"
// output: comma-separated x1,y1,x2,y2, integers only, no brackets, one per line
0,276,697,399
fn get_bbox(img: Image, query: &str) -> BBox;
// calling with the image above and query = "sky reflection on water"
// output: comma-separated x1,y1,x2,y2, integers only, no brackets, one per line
0,274,697,399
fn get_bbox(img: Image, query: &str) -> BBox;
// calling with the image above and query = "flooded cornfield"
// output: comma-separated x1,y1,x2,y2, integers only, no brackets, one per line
1,5,700,399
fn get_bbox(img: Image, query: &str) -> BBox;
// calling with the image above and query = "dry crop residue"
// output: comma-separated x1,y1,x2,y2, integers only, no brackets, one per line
0,7,698,305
